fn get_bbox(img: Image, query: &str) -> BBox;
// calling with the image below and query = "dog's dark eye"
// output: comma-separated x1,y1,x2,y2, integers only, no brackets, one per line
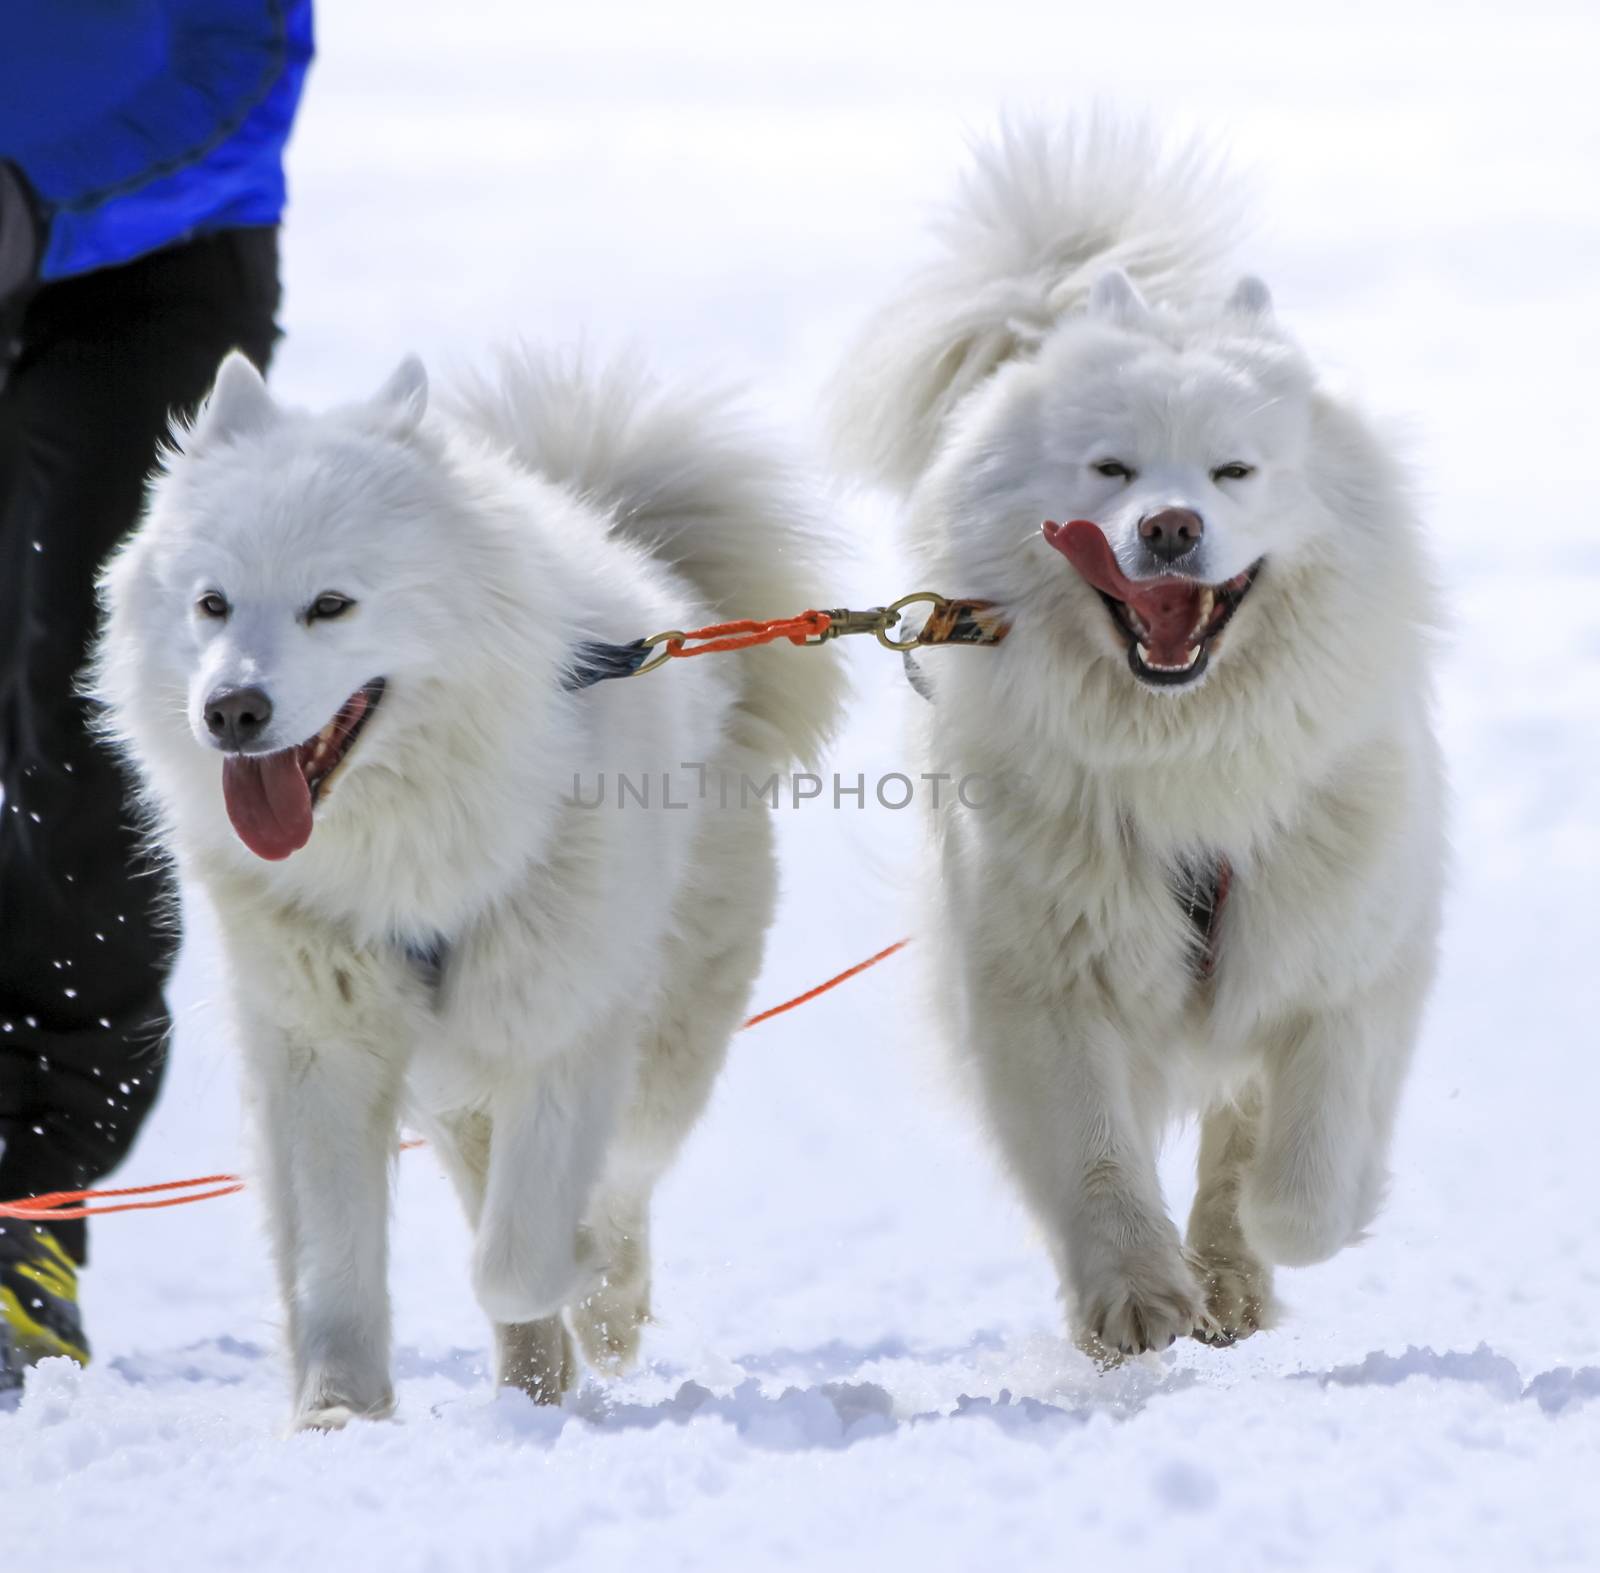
1093,459,1135,480
308,593,356,622
1212,462,1255,482
196,592,229,619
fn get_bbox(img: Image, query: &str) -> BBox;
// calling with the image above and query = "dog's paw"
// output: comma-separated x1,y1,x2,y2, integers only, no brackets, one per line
1074,1247,1207,1361
495,1317,575,1405
571,1276,651,1375
473,1223,606,1326
1190,1249,1276,1347
290,1376,395,1434
293,1402,358,1434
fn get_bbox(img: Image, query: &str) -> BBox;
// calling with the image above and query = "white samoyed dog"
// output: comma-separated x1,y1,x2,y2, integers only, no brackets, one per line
93,350,843,1427
832,121,1445,1356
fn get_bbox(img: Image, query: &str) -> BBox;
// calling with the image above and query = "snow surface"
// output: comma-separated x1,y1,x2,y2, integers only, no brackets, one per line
9,3,1600,1568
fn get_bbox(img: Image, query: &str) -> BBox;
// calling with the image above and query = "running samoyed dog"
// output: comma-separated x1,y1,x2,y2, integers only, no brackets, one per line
92,350,842,1428
832,121,1445,1356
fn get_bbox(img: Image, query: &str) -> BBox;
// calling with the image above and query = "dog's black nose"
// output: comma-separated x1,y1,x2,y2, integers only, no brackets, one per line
1138,507,1204,563
204,685,274,751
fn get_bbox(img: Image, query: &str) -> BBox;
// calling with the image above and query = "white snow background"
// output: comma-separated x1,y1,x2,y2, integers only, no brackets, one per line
8,2,1600,1568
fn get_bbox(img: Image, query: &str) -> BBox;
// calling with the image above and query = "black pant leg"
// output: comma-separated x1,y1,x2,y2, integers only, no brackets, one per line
0,230,281,1261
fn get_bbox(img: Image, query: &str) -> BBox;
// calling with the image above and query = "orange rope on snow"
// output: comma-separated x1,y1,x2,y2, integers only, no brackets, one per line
0,940,910,1222
740,938,910,1030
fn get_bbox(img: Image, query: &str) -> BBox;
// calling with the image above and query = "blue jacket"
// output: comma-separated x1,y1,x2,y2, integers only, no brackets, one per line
0,0,313,282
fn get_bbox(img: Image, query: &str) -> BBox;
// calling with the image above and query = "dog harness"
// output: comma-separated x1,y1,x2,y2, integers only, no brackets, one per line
1174,856,1232,981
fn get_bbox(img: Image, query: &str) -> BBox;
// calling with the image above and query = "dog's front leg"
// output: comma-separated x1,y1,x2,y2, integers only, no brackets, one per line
976,984,1204,1357
423,1107,575,1404
470,1035,631,1328
242,1016,403,1431
1240,970,1424,1268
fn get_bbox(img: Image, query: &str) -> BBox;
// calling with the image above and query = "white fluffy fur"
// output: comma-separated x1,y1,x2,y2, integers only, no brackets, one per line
93,349,843,1427
832,119,1445,1356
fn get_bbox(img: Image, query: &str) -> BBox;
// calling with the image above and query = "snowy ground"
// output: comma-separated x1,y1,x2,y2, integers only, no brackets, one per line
9,3,1600,1568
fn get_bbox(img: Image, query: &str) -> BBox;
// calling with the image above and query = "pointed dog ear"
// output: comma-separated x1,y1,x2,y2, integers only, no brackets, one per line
1226,275,1275,318
374,354,429,436
1088,268,1151,323
189,352,277,448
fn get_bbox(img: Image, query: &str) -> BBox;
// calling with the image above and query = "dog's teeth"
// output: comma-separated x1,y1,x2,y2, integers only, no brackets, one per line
1136,641,1203,675
1196,588,1215,630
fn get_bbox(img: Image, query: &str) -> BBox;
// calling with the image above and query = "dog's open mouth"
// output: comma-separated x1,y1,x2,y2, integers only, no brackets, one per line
1042,520,1260,689
221,679,385,861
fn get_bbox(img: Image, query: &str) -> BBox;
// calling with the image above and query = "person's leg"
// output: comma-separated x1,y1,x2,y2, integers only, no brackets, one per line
0,231,281,1277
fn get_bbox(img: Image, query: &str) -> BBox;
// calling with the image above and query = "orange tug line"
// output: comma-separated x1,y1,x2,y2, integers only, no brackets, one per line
0,938,911,1222
665,611,834,658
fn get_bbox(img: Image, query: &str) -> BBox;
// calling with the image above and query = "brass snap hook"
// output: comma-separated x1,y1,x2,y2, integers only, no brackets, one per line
812,606,895,642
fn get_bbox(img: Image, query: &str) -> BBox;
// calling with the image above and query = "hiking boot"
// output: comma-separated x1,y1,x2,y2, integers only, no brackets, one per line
0,1222,90,1386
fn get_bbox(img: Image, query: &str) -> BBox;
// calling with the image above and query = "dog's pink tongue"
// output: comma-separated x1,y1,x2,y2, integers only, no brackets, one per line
221,750,312,861
1042,519,1204,661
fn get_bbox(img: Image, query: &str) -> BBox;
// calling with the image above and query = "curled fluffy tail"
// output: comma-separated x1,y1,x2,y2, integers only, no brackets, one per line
831,115,1246,491
452,350,845,767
